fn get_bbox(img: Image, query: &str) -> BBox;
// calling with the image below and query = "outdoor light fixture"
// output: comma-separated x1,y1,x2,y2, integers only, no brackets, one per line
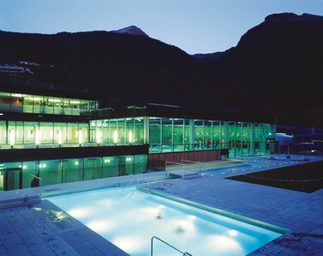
79,130,82,144
129,131,132,143
96,130,101,144
10,130,14,146
36,128,40,145
113,130,118,144
58,130,62,145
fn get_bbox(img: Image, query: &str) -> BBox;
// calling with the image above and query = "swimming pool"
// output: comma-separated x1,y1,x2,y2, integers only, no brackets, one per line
48,186,282,256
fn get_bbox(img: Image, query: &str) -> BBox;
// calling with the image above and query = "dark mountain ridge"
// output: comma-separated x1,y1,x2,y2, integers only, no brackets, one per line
204,12,323,127
0,13,322,127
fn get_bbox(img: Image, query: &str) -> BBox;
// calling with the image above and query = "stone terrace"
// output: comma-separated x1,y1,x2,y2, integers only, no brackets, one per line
0,154,322,255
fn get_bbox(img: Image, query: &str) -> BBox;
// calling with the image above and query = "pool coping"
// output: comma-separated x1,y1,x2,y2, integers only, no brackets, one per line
140,186,290,235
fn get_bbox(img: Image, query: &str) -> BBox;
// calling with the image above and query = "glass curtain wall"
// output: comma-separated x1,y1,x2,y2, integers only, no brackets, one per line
146,116,275,155
0,154,147,191
0,92,97,115
4,154,146,191
0,121,89,148
89,117,145,146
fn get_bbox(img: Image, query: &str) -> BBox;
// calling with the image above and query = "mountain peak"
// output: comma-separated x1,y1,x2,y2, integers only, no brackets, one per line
112,25,149,37
265,12,323,23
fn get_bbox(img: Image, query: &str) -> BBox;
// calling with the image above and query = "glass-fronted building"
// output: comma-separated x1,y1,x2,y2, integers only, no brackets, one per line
0,86,276,191
84,104,276,158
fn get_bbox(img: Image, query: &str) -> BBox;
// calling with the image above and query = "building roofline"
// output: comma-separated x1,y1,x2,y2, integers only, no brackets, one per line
0,84,98,101
83,103,276,124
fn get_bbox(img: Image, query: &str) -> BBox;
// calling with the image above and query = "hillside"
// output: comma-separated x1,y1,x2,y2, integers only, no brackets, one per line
0,13,323,127
203,13,323,127
0,29,219,109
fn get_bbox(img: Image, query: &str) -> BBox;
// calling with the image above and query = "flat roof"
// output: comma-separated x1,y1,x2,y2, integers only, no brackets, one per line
0,84,98,101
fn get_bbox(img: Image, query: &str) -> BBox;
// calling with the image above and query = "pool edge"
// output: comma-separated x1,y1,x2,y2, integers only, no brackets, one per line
141,187,290,235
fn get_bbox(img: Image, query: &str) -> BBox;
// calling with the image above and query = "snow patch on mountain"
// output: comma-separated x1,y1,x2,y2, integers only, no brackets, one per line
112,25,149,37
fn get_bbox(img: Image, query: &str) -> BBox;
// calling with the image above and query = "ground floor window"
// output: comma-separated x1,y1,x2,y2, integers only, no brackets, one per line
0,154,147,191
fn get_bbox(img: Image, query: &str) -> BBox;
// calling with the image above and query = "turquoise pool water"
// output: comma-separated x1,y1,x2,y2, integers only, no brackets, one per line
48,186,281,256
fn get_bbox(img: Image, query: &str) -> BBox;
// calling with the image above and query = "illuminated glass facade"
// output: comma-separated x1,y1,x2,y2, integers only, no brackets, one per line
87,116,275,157
0,120,90,149
0,91,98,115
0,87,276,191
0,155,147,191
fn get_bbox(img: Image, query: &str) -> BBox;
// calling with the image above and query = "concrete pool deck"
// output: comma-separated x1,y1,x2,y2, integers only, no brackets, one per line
0,154,322,255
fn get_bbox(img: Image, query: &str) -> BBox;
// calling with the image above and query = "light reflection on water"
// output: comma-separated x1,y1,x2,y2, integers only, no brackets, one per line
49,186,281,256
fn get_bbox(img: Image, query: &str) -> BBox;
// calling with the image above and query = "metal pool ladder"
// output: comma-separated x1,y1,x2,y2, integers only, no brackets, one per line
151,236,192,256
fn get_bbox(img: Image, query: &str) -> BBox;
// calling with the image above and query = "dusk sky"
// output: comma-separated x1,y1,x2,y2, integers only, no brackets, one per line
1,0,322,54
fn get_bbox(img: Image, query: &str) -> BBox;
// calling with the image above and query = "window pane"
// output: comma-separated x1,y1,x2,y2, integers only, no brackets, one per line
11,93,23,112
174,119,184,152
126,118,134,145
40,122,53,144
103,157,118,178
135,117,144,145
84,158,102,180
117,119,125,145
149,117,161,153
134,155,147,174
109,120,117,144
204,121,212,149
54,123,65,144
194,120,203,150
0,121,6,145
162,118,172,152
0,92,11,112
39,160,62,186
44,96,54,114
33,95,44,114
62,159,82,183
213,121,221,149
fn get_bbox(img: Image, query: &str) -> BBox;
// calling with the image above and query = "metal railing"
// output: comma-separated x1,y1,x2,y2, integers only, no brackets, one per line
28,173,42,199
120,177,138,194
151,236,192,256
129,178,150,198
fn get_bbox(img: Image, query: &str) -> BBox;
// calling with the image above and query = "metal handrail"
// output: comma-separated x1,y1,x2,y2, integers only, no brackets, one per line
120,177,138,194
129,177,149,198
151,236,192,256
29,173,42,199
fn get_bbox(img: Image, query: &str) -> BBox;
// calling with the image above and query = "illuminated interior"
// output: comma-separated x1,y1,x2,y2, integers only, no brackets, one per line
0,91,98,115
0,155,147,190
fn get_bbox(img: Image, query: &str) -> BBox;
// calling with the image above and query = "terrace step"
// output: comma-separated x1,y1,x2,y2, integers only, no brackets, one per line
184,172,201,180
0,189,41,210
